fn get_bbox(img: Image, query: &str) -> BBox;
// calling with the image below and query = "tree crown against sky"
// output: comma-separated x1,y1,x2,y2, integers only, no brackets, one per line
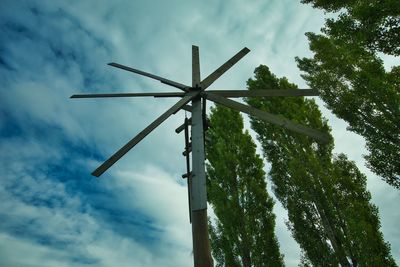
301,0,400,55
206,105,284,267
246,64,397,266
297,0,400,189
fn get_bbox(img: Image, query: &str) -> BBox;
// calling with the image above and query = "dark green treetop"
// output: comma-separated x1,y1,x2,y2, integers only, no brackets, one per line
301,0,400,55
297,0,400,188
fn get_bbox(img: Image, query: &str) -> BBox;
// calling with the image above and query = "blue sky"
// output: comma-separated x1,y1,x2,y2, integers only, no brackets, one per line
1,0,399,266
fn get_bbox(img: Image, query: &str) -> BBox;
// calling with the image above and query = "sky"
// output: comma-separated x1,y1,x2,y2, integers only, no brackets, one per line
0,0,399,266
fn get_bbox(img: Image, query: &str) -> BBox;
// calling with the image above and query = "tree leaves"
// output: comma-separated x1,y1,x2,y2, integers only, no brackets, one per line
246,65,397,266
206,105,284,267
297,0,400,188
301,0,400,55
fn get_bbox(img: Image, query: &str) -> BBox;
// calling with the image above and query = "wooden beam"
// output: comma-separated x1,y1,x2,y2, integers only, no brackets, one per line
176,118,192,133
206,89,319,97
191,45,213,267
205,92,330,144
192,45,200,87
108,62,190,91
182,105,193,112
92,92,199,177
70,92,185,98
200,47,250,89
192,209,214,267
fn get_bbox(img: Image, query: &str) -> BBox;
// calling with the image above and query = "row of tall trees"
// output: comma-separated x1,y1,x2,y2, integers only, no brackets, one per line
297,0,400,188
206,105,284,267
245,65,396,266
205,65,396,265
205,1,398,265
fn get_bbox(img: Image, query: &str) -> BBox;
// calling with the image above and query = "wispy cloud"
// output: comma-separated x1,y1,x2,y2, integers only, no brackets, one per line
1,0,398,266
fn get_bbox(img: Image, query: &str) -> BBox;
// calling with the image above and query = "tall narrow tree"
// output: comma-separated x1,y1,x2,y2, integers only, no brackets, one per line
246,65,397,266
297,0,400,188
206,105,284,267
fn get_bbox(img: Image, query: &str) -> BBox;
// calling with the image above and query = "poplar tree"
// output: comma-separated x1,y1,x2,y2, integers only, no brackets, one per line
296,0,400,188
301,0,400,56
246,65,396,266
206,105,284,267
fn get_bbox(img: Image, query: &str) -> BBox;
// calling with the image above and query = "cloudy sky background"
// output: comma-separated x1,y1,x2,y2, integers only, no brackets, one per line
1,0,399,266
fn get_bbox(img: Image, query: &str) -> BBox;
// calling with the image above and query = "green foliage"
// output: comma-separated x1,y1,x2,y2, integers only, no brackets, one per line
246,65,397,266
301,0,400,55
297,0,400,188
206,105,284,267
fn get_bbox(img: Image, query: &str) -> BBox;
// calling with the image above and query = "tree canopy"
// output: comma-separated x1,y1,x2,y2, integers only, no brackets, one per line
206,105,284,267
246,65,397,266
297,0,400,188
301,0,400,56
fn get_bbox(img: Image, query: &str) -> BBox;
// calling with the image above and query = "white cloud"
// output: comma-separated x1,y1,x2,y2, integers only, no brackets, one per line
0,161,193,267
1,0,398,266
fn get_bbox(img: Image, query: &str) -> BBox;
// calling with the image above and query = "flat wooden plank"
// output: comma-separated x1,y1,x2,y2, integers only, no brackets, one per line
108,63,190,91
200,47,250,89
70,92,185,98
205,92,330,144
207,89,319,97
182,105,193,112
92,92,199,177
192,45,201,87
190,96,207,210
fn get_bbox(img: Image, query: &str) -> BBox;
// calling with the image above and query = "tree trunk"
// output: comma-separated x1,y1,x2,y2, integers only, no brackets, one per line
314,200,351,267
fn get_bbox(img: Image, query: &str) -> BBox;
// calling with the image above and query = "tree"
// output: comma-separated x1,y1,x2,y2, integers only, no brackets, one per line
296,0,400,188
246,65,397,266
301,0,400,56
206,105,284,267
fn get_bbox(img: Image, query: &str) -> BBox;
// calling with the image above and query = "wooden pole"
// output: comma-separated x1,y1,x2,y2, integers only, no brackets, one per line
192,209,213,267
191,45,213,267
